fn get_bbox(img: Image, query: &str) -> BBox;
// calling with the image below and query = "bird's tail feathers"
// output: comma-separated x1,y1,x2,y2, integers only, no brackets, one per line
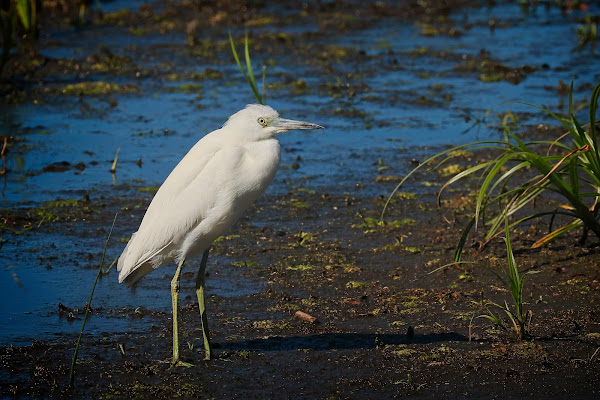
117,232,152,286
119,261,156,287
117,232,136,275
118,232,174,286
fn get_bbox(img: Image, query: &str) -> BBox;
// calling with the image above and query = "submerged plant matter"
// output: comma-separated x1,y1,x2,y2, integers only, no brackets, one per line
383,82,600,260
576,13,597,51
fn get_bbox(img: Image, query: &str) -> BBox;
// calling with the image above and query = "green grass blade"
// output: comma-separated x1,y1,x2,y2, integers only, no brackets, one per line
427,260,480,274
15,0,30,30
381,141,509,221
487,160,530,195
584,83,600,169
262,64,267,104
526,151,600,235
479,313,506,329
570,115,600,172
503,219,518,298
485,204,551,245
522,152,572,196
531,218,584,248
568,79,576,134
229,32,249,81
244,35,262,104
474,152,522,226
580,160,600,188
438,161,494,206
503,301,521,336
569,156,580,198
590,83,600,146
503,219,526,336
453,216,476,262
229,32,262,104
512,101,576,140
69,213,118,388
482,264,508,287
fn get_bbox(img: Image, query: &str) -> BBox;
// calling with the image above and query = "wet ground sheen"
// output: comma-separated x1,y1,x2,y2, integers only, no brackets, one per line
1,0,600,398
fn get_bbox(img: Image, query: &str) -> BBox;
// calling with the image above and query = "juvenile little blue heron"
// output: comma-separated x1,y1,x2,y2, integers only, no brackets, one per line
117,104,323,366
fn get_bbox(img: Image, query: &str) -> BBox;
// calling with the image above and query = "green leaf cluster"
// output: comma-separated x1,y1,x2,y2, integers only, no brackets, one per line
383,81,600,257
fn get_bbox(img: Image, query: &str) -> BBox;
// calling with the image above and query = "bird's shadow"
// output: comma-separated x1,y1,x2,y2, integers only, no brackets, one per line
219,331,468,353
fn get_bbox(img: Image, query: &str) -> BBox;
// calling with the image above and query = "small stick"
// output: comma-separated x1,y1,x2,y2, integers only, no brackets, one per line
295,310,318,324
110,148,120,173
0,135,7,156
0,135,7,175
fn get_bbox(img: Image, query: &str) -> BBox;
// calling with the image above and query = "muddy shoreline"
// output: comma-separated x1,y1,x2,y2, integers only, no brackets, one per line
2,0,600,398
2,187,600,398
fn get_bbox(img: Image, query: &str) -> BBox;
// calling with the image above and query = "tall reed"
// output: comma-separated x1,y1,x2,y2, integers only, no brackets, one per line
69,213,117,388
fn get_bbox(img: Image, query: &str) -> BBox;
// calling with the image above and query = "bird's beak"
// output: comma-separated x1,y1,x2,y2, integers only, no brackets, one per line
271,117,324,133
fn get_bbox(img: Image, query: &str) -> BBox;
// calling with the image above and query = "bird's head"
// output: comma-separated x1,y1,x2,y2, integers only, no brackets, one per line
223,104,324,141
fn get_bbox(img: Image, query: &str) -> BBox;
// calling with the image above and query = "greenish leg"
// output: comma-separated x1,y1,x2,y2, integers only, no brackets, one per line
170,257,193,368
195,248,212,360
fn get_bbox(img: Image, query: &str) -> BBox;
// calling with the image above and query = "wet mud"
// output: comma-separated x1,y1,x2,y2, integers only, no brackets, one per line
1,0,600,398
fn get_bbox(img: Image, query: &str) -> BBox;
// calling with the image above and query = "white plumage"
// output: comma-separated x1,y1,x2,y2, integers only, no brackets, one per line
117,104,323,364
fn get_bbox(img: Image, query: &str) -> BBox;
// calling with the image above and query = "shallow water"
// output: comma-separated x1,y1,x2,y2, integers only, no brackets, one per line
1,1,599,345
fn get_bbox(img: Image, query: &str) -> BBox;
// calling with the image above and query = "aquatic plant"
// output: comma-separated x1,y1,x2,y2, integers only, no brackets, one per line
478,219,538,340
229,32,265,104
383,81,600,260
69,213,117,388
14,0,35,33
0,0,37,71
576,13,597,51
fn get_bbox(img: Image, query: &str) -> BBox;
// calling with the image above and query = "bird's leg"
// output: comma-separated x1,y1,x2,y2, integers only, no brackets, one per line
195,248,212,360
170,257,193,368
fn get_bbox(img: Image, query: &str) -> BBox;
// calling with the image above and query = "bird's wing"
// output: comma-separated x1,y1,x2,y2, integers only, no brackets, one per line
118,135,235,282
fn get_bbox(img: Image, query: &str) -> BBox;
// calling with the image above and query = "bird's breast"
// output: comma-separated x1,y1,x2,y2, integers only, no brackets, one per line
236,139,281,196
207,139,280,228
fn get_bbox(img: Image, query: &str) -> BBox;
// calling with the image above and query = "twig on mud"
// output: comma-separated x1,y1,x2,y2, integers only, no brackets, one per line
68,212,118,388
0,135,9,175
295,310,318,324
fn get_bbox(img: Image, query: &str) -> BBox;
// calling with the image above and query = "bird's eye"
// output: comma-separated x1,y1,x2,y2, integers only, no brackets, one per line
257,117,268,127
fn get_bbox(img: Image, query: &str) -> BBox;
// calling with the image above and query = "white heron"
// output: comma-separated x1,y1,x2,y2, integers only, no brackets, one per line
117,104,323,366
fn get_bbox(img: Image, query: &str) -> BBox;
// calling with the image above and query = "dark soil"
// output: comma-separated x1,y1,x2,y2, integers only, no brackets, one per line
2,185,600,399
